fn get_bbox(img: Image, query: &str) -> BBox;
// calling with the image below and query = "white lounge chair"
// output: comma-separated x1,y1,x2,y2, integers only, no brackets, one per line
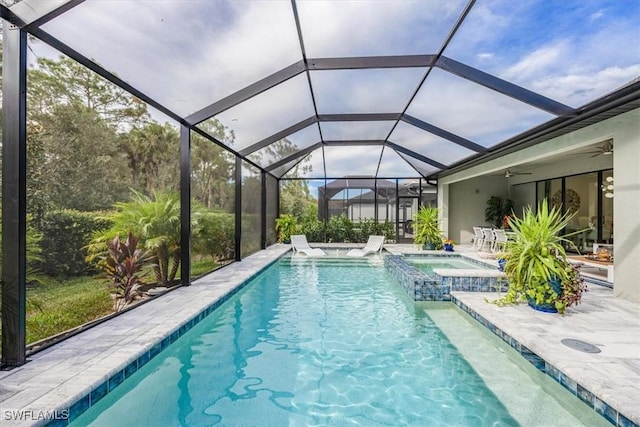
290,235,327,256
346,235,385,257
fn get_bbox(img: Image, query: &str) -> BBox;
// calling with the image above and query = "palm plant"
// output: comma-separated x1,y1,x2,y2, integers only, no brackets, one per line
87,191,202,286
496,199,586,313
413,206,442,249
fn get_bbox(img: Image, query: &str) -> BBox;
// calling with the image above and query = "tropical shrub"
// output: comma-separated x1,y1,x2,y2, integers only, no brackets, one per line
38,209,112,276
493,200,587,314
0,213,45,283
413,206,442,249
99,232,152,311
193,211,234,262
485,196,514,228
87,191,195,286
326,215,355,242
379,219,396,242
299,217,325,243
275,214,298,243
354,218,377,242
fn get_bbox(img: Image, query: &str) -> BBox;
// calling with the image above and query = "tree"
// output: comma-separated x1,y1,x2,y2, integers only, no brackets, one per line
24,54,156,212
280,179,316,220
34,103,130,211
191,120,235,211
28,56,147,128
250,137,316,220
122,121,179,194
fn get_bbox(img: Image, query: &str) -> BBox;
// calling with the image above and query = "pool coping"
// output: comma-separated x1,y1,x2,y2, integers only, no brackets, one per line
451,291,639,427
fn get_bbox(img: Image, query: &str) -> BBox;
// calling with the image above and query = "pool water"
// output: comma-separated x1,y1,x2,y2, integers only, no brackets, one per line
407,256,491,275
72,257,606,426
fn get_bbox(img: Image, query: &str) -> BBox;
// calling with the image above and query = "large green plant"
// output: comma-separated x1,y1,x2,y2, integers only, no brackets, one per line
193,211,235,262
275,214,298,243
100,232,152,311
413,206,442,249
485,196,514,228
39,210,112,276
300,217,325,243
495,199,586,314
326,215,355,242
87,191,199,286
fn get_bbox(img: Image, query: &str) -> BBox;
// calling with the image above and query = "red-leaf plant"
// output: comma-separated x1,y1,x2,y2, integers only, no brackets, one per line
101,232,152,311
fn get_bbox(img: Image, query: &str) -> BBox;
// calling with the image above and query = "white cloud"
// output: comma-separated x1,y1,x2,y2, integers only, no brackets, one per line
502,42,567,81
214,75,315,151
406,69,553,148
528,64,640,107
477,53,494,60
324,145,382,177
377,147,423,177
297,0,467,57
311,68,425,114
321,121,395,141
389,121,477,166
590,10,605,21
40,1,302,117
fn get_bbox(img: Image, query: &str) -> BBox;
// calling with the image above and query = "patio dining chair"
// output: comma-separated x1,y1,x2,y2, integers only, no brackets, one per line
472,226,485,250
492,228,509,253
480,228,496,252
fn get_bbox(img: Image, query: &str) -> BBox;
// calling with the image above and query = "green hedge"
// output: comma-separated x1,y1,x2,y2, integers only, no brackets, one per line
298,216,395,243
193,211,235,262
38,210,112,276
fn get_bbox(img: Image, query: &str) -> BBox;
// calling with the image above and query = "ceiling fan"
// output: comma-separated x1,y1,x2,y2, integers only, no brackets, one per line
568,139,614,158
586,139,614,157
502,169,532,178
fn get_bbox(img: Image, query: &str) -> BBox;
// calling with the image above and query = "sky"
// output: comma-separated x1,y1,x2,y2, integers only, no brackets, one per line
21,0,640,179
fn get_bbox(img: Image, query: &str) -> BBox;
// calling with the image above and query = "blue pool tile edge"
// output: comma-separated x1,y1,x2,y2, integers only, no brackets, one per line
451,295,637,427
385,255,508,300
46,252,287,426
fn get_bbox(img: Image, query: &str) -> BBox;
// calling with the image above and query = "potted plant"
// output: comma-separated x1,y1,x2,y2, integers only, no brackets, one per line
275,214,298,243
485,196,514,228
442,238,455,252
493,199,586,314
413,206,442,250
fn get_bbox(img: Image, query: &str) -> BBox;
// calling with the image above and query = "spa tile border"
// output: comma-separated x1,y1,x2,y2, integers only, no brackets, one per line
385,254,507,301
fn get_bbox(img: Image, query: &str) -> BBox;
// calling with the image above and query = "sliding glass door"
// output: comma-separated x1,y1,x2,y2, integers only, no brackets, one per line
536,169,613,253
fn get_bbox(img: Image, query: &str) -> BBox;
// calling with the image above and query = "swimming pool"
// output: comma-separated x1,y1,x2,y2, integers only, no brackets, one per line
406,255,492,275
71,256,606,426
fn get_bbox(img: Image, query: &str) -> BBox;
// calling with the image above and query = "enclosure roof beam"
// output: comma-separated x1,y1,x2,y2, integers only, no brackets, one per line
318,113,401,122
265,142,322,172
186,60,307,125
324,140,386,146
436,56,576,116
386,142,447,170
239,116,318,156
6,0,82,28
307,55,436,70
401,115,486,153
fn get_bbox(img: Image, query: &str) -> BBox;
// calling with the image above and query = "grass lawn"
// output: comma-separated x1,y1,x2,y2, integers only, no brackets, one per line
1,258,223,346
27,275,113,344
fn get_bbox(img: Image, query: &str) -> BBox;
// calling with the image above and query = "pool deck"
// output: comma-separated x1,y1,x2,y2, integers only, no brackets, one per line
0,243,638,426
